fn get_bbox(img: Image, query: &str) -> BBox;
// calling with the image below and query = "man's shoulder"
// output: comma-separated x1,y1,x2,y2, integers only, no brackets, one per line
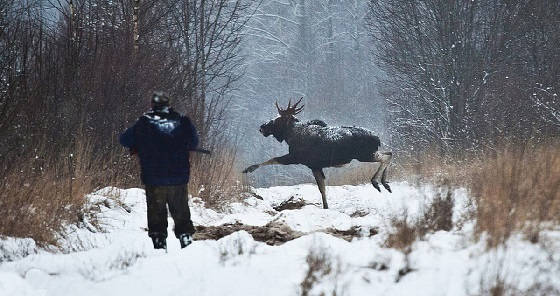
178,113,193,124
137,108,192,127
139,110,155,121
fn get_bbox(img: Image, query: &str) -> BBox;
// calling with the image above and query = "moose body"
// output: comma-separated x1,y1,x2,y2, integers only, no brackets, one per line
286,124,381,168
243,98,393,209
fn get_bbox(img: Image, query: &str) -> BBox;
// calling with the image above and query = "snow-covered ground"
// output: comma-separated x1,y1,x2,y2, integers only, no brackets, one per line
1,183,559,296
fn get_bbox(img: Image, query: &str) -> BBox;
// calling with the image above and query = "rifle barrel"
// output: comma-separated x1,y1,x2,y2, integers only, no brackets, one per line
191,149,211,155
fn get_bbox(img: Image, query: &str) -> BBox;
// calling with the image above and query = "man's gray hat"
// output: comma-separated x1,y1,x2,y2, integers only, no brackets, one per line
152,91,170,108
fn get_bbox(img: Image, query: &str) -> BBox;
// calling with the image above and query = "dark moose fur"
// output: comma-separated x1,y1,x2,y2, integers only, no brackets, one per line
243,98,392,209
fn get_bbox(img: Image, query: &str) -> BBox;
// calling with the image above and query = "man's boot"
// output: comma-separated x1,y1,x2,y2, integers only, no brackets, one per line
152,236,167,250
178,233,192,248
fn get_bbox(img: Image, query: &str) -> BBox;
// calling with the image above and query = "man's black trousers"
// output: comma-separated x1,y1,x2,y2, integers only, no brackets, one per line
145,184,195,238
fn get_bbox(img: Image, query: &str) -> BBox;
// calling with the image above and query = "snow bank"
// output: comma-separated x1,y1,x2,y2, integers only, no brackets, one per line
0,182,558,296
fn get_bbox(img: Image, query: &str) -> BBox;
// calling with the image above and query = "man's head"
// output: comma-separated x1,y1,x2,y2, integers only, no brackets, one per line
151,91,171,110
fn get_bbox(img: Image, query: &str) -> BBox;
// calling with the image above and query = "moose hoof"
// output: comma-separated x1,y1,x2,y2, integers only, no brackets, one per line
242,165,258,173
371,180,381,192
382,182,392,193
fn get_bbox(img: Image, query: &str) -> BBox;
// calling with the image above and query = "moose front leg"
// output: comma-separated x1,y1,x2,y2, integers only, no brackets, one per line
242,154,295,173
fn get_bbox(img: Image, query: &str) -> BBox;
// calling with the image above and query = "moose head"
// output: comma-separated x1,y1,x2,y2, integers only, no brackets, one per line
259,97,304,142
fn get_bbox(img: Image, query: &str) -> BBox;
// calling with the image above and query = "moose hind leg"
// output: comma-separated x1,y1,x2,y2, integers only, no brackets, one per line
380,152,393,193
371,151,392,193
312,169,328,209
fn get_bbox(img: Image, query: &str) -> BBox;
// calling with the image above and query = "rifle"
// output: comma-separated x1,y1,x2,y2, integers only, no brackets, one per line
190,148,211,155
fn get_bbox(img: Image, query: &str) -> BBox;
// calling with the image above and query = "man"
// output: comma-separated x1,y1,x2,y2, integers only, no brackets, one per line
120,91,199,250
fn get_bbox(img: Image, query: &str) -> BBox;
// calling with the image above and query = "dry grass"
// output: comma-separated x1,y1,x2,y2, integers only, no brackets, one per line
421,186,454,232
188,145,250,209
390,146,482,187
299,246,346,296
385,189,455,253
300,247,333,296
0,137,135,246
195,221,303,246
326,162,377,186
326,147,475,187
471,144,560,248
384,212,418,253
273,196,308,211
380,143,560,294
386,143,560,249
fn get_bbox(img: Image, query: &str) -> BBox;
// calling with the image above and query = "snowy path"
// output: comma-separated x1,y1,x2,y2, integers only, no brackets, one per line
1,183,559,296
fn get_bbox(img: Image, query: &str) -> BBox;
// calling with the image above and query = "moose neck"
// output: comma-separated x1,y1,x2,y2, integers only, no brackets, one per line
282,121,300,146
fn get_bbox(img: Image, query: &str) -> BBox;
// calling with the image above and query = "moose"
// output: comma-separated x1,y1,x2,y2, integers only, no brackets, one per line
243,98,393,209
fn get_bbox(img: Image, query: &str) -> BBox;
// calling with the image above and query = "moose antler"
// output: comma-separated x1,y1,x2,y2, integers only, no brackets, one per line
275,97,304,116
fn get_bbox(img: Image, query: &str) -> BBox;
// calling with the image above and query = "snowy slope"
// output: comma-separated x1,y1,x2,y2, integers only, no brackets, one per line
1,183,559,296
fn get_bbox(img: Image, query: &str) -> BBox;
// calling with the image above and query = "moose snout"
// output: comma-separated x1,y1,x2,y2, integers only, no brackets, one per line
259,121,272,136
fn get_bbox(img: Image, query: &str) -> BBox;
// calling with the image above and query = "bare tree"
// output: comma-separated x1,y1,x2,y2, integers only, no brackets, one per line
367,0,560,156
0,0,255,197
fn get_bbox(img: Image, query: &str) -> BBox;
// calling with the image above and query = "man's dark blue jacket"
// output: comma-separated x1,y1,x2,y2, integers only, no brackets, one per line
120,108,199,186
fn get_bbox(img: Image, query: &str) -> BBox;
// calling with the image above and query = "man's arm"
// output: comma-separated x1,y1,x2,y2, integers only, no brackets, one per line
119,122,137,149
182,116,199,150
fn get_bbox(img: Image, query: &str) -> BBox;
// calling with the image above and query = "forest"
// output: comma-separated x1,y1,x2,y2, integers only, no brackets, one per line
1,0,559,278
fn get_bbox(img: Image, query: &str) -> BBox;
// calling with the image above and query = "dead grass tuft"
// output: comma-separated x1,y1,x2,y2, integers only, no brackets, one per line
385,189,455,253
489,280,506,296
325,226,378,242
421,187,454,232
471,144,560,248
194,221,303,245
299,245,348,296
194,222,374,246
273,196,308,211
384,212,418,253
300,247,333,296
